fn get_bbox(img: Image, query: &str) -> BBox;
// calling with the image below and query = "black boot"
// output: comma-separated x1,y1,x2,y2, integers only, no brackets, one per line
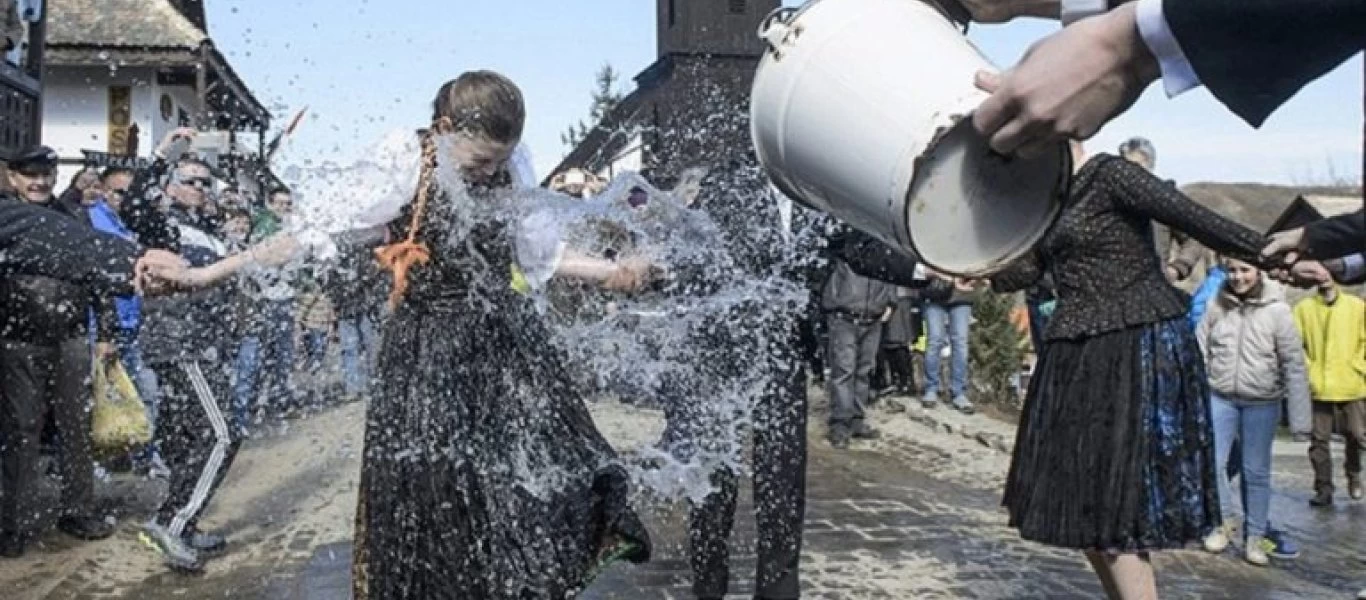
851,420,881,440
0,533,24,558
57,514,115,540
827,424,852,449
1309,488,1333,508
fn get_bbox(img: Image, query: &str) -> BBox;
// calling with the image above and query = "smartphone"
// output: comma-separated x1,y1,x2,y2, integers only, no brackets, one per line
164,136,192,160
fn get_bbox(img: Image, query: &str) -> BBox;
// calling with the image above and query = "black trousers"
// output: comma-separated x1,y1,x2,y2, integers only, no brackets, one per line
149,360,241,537
875,346,916,393
660,307,807,600
825,313,882,428
0,338,96,540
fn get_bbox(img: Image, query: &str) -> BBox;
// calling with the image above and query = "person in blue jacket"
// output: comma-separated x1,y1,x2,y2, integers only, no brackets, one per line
87,174,166,474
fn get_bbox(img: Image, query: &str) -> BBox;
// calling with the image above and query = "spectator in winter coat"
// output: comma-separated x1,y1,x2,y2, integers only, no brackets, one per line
1196,258,1309,566
0,146,116,558
1292,264,1366,508
821,256,897,448
87,182,166,474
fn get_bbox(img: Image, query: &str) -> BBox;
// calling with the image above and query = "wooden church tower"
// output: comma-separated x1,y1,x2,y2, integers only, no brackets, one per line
548,0,781,185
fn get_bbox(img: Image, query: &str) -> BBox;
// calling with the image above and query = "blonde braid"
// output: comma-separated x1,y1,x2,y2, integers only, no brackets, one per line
375,118,454,309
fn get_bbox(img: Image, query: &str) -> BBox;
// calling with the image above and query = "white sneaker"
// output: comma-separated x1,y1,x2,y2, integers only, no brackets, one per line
1244,536,1269,566
1356,586,1366,600
1202,527,1230,553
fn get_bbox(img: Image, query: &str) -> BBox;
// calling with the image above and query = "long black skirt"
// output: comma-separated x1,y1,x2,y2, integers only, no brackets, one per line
1004,318,1221,551
352,300,651,599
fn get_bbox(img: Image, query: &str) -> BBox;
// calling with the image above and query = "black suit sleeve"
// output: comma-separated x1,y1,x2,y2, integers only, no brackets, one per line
1303,210,1364,259
121,157,178,251
0,199,141,295
1162,0,1365,127
827,227,921,287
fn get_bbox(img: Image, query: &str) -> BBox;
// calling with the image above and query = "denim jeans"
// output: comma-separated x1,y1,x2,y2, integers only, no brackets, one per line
233,300,297,428
923,302,971,400
1211,392,1280,539
302,328,329,374
232,335,261,432
336,315,377,397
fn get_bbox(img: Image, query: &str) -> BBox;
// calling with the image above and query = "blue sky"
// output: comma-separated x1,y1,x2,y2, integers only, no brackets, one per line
206,0,1362,187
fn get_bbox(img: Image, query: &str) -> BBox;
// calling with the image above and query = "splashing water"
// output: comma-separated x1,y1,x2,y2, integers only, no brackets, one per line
279,129,807,506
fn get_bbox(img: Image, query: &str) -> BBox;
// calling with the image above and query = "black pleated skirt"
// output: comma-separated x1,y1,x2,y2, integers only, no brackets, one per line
1004,318,1221,551
352,299,651,599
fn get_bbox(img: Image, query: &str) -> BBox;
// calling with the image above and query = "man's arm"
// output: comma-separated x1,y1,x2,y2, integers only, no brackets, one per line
121,156,176,251
1160,0,1365,128
1323,253,1366,286
827,228,921,287
1303,210,1365,260
0,199,141,295
972,0,1363,154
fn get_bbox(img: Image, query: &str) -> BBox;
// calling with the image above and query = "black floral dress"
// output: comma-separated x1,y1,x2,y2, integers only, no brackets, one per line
351,183,651,599
992,154,1269,551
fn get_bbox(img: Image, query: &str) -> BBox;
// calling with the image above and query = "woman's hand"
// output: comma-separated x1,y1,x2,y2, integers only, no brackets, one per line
248,233,303,269
602,257,656,294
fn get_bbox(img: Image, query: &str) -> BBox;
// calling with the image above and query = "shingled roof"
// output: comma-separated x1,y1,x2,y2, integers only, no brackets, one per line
47,0,207,51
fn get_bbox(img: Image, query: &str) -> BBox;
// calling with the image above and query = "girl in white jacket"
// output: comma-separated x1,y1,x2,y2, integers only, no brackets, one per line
1196,257,1310,566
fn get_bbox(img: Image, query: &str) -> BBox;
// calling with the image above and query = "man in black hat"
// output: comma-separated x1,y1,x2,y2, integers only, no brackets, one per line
0,145,117,558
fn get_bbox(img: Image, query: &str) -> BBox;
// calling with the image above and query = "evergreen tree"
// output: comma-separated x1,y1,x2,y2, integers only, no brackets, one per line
562,64,625,148
968,290,1026,409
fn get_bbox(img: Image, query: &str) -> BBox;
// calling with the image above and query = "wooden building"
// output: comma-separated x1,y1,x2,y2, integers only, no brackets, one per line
547,0,780,186
42,0,278,192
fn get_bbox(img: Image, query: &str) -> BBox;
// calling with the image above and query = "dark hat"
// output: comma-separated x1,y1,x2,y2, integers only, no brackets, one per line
8,145,59,170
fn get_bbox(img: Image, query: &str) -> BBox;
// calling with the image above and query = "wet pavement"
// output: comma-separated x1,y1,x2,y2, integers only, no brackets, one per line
4,394,1364,599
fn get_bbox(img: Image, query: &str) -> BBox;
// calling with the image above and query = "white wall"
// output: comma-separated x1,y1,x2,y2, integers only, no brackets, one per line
42,65,157,183
151,80,201,144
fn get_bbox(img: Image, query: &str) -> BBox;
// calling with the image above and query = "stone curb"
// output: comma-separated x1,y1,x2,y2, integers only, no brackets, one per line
900,405,1014,455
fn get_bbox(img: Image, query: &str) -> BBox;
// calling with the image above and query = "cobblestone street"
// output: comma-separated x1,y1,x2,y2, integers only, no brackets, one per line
3,392,1363,599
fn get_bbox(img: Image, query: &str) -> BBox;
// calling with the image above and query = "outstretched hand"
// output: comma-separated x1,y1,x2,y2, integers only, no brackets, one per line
971,3,1159,157
1261,227,1306,265
602,257,660,294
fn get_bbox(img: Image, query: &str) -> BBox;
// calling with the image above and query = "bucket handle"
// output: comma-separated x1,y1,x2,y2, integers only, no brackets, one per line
758,6,801,60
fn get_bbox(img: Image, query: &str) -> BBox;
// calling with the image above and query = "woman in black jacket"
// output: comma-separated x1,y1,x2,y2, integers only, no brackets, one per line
991,144,1270,599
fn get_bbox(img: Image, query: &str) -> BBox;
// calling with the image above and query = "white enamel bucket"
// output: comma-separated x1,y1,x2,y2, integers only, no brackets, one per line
749,0,1069,276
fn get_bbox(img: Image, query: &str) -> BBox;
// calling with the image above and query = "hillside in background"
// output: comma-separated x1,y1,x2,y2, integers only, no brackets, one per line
1173,182,1362,296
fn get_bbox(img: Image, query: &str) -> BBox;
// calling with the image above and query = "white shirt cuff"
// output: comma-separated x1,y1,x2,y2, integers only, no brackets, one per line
1135,0,1202,97
1059,0,1107,25
1342,253,1366,281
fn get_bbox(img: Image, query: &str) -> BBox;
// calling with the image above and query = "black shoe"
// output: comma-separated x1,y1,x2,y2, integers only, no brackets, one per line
851,422,881,440
57,515,115,541
828,427,852,449
1309,490,1333,508
0,535,23,558
183,527,228,558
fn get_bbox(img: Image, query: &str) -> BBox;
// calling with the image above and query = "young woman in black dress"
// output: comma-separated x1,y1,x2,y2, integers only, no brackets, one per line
350,71,653,599
992,143,1270,599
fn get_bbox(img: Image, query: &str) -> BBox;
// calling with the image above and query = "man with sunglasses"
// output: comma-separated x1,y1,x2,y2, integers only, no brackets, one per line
119,130,246,572
0,145,118,558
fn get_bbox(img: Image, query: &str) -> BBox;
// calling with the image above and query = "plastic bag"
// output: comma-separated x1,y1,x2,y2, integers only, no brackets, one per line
91,359,151,453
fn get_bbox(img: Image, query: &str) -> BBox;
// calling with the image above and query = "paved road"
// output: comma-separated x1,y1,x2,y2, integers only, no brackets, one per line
5,397,1363,599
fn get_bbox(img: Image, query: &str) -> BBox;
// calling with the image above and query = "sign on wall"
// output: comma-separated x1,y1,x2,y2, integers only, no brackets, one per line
107,85,132,155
